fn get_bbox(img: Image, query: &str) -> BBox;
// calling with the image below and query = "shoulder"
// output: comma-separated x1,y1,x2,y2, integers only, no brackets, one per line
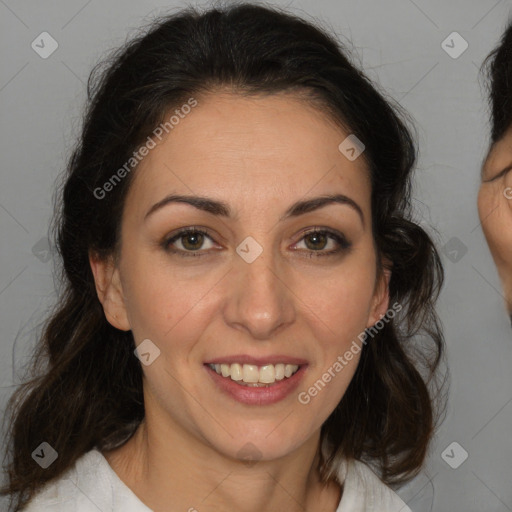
22,449,152,511
22,450,104,511
337,458,412,512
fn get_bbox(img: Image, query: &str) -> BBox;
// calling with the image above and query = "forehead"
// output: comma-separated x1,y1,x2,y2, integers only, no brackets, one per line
127,92,371,215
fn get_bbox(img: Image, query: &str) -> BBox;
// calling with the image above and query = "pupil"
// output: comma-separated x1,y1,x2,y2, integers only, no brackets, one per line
183,232,203,250
306,233,326,250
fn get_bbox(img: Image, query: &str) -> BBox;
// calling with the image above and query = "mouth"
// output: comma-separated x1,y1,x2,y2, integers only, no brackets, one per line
207,362,301,387
204,356,308,405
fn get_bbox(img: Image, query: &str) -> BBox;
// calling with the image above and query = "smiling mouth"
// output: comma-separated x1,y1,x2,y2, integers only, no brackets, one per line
207,363,301,386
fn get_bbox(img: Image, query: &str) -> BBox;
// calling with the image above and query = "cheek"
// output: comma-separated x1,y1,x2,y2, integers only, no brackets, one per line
295,250,377,346
478,185,502,251
119,253,219,345
302,274,372,332
479,186,512,266
477,184,493,228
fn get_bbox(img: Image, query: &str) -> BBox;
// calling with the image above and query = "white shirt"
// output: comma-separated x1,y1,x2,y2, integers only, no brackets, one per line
23,448,412,511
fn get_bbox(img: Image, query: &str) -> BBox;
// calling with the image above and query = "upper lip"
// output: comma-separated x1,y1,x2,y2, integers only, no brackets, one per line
205,355,308,366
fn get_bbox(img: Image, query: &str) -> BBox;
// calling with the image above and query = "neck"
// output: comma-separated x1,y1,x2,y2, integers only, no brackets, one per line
103,416,341,512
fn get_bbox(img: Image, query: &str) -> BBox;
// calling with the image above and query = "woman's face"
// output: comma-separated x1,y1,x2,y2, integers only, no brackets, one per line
93,92,389,462
478,124,512,317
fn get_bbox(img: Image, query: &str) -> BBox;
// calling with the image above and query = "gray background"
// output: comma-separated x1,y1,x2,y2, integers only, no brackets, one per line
1,0,512,510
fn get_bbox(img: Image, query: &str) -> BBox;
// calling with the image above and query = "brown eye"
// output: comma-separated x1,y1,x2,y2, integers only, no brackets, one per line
163,228,216,257
293,228,351,257
181,232,205,250
304,231,328,250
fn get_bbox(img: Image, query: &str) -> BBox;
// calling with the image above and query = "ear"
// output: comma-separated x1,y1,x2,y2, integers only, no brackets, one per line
366,264,391,329
89,250,131,331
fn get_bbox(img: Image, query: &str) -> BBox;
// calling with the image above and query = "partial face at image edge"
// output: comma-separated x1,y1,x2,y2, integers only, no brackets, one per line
478,123,512,326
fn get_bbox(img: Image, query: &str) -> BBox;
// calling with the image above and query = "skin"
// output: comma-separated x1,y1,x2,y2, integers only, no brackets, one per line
478,124,512,319
89,91,390,512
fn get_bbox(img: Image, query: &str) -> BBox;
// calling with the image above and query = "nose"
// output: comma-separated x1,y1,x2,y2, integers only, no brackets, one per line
222,246,296,340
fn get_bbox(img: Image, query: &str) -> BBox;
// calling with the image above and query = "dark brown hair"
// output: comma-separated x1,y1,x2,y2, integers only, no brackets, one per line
483,19,512,142
1,3,446,510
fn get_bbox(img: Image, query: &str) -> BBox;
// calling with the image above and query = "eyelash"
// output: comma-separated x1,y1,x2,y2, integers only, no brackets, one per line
162,227,351,259
486,166,512,183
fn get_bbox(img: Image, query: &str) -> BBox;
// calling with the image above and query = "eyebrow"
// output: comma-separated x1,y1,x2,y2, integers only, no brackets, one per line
144,193,365,225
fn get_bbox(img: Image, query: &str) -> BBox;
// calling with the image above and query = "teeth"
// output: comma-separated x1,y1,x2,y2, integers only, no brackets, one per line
242,364,259,383
208,362,300,384
259,365,275,383
230,363,243,381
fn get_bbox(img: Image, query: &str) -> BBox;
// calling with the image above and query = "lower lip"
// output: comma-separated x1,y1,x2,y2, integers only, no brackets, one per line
204,364,307,405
